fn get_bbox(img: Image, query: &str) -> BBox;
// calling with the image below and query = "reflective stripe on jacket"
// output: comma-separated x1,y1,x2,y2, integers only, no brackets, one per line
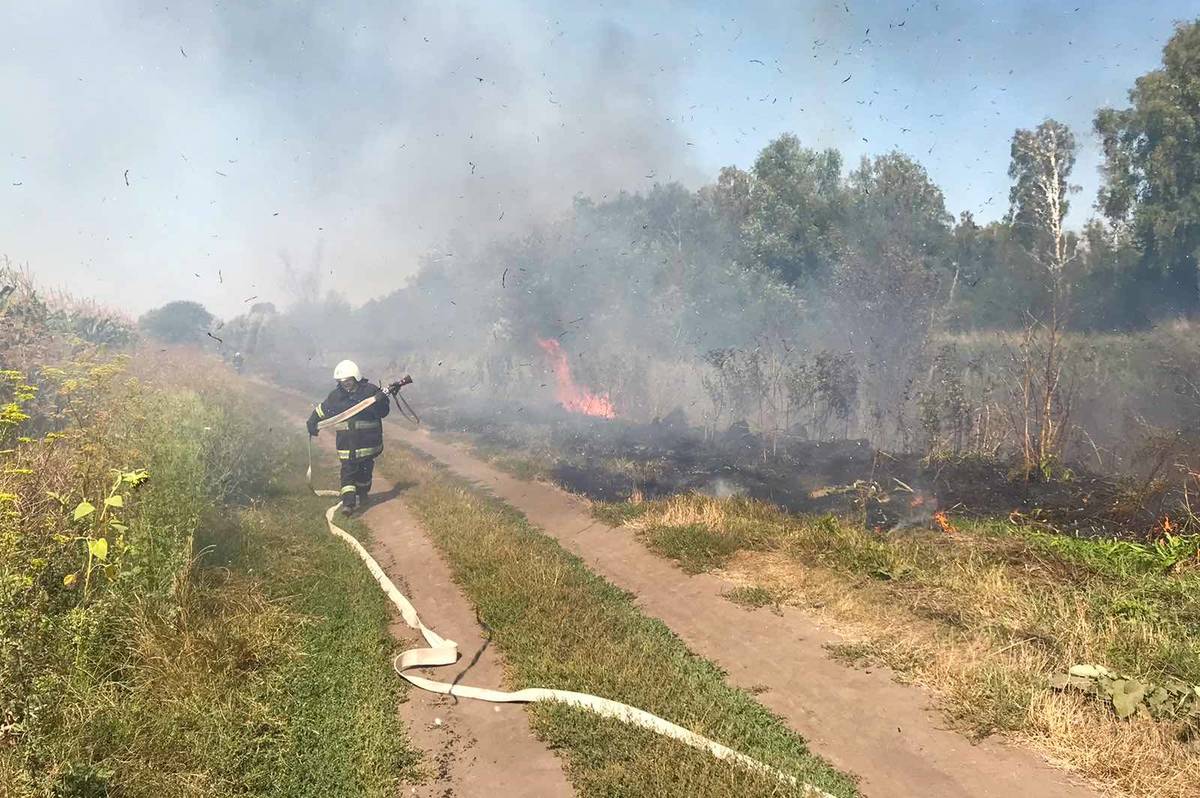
306,379,390,461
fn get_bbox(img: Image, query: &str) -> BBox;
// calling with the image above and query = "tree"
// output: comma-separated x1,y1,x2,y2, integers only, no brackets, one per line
709,165,754,227
1008,119,1079,321
947,213,1042,330
1072,221,1145,330
137,300,214,344
834,152,953,446
1095,20,1200,315
222,302,278,356
1005,119,1081,477
741,134,845,287
848,151,954,253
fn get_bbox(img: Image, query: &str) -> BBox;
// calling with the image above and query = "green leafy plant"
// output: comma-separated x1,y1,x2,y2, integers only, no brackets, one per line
66,468,150,597
1049,663,1200,722
1149,531,1200,572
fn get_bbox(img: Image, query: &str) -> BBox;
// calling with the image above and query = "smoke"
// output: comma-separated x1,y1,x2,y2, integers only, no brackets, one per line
0,1,698,316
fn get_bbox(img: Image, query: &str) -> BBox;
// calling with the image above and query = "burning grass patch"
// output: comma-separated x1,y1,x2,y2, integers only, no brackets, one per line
378,449,860,798
599,492,1200,797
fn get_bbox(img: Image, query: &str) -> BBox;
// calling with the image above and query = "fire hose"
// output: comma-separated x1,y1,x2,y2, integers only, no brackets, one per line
304,385,833,796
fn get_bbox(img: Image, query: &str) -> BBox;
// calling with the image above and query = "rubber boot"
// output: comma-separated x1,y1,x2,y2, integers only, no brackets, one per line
339,494,357,517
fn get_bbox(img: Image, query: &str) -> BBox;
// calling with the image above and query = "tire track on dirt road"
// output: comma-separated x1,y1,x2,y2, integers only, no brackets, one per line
389,424,1104,798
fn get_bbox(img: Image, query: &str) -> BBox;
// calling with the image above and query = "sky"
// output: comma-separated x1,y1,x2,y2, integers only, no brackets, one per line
1,0,1194,318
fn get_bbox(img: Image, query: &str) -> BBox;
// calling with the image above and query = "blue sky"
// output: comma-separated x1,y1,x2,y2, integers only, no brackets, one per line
590,0,1189,222
1,1,1194,316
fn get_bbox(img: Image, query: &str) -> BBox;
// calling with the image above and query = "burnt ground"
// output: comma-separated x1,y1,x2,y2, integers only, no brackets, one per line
422,399,1170,542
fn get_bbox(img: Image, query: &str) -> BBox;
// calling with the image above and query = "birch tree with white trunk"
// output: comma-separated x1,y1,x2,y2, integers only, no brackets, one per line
1006,119,1080,476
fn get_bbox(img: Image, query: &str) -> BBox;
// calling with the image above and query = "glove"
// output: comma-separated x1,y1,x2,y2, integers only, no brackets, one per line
306,419,318,437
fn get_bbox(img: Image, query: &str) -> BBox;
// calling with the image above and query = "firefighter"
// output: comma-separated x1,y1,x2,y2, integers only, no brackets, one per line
232,351,244,374
306,360,394,515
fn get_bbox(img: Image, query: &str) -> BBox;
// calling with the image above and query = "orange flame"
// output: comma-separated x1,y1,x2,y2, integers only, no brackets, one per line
537,338,615,418
933,511,957,534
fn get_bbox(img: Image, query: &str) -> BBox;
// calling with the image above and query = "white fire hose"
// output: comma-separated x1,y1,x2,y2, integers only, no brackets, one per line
306,393,834,796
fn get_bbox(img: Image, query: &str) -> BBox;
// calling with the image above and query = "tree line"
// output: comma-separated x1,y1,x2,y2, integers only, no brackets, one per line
169,20,1200,468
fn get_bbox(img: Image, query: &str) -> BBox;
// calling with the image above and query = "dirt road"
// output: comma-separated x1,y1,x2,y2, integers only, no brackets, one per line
310,434,575,797
389,424,1103,798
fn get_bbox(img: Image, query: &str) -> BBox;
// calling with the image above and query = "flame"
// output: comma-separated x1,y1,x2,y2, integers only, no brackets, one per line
537,338,615,418
933,511,957,534
1155,516,1177,545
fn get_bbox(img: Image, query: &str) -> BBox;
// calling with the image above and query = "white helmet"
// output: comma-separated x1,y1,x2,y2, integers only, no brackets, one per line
333,360,361,381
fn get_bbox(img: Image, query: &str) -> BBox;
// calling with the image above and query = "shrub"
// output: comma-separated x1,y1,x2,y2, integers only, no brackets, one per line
138,300,214,344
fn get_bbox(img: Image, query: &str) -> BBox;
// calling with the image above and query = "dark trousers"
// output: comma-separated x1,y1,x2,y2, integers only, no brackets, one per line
339,457,375,505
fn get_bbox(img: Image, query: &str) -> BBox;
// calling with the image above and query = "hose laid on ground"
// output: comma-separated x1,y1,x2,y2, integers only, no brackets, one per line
305,397,833,796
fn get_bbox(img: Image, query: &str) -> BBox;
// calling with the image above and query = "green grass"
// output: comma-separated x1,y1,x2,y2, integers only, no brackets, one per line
1022,525,1200,578
378,448,860,798
724,585,787,613
239,467,421,797
591,500,651,527
644,523,747,573
11,448,420,798
617,497,780,574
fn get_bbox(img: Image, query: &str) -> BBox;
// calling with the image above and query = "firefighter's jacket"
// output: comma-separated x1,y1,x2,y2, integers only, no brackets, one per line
306,380,391,461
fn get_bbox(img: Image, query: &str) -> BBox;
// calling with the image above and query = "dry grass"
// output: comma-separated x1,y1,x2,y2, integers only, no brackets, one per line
611,492,1200,798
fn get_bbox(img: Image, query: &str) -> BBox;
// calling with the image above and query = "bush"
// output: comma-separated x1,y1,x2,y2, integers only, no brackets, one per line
1,261,135,371
138,300,214,344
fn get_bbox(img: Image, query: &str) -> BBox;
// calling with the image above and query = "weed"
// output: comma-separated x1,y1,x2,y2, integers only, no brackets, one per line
724,585,788,613
591,499,650,526
644,523,746,573
822,641,879,668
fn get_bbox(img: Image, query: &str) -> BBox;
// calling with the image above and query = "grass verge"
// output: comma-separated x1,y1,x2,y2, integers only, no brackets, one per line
600,492,1200,798
39,460,421,797
234,448,420,798
1,343,418,797
377,447,859,798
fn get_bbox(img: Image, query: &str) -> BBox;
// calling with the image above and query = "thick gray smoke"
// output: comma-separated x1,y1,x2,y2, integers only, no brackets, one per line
1,1,698,316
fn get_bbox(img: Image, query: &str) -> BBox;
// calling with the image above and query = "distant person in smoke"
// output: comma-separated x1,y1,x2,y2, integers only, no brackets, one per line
306,360,409,515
